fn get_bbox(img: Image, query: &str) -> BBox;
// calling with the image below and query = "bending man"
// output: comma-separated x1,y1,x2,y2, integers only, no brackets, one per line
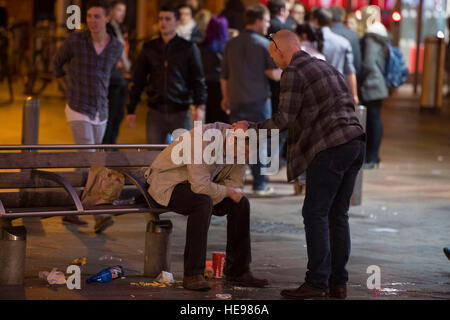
145,122,268,291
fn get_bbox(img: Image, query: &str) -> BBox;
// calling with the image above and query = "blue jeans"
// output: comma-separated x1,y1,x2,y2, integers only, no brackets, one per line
302,137,365,290
229,99,271,191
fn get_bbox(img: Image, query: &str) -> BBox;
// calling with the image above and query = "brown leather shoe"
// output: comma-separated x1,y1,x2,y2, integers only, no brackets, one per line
280,282,327,300
329,285,347,299
226,271,269,288
94,216,114,234
183,274,211,291
62,215,88,226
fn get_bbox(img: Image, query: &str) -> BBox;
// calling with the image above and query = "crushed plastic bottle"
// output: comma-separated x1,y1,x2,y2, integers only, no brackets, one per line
156,271,174,284
86,265,124,284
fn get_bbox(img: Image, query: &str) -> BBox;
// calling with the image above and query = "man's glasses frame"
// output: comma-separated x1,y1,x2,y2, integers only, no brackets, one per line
268,33,279,50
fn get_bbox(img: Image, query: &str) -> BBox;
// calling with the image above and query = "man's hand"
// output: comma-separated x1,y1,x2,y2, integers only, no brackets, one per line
126,114,136,128
231,120,249,132
227,187,243,203
192,105,205,122
221,97,230,114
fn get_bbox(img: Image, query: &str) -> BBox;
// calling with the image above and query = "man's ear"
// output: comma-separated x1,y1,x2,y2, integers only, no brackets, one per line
106,15,111,23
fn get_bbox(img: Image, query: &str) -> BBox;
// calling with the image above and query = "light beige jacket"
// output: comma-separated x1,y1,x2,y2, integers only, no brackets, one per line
145,122,245,206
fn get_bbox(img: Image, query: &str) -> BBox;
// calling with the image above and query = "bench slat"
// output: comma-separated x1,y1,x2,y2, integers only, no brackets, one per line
0,187,145,208
0,151,160,169
0,204,169,219
0,169,146,188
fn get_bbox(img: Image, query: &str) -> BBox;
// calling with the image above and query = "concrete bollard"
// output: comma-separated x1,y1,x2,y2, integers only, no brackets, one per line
0,226,27,285
21,97,40,146
144,220,172,278
350,105,367,206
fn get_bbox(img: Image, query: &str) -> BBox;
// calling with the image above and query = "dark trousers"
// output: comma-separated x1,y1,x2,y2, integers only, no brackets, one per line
302,137,365,290
146,107,190,144
364,99,383,163
205,81,229,124
229,99,272,190
102,83,127,144
167,183,251,277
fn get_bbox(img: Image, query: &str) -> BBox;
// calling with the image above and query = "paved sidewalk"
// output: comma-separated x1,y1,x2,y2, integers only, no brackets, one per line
0,82,449,300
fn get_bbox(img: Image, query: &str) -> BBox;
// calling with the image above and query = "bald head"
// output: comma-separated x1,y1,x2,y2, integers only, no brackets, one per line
269,30,302,69
273,29,301,52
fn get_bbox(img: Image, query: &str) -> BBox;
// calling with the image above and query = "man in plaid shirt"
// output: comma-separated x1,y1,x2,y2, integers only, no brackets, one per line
53,0,123,231
233,30,365,299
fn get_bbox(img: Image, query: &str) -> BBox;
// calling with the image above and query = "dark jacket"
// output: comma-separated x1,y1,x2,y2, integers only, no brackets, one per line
198,43,223,83
359,32,389,102
268,17,287,35
190,26,204,43
127,35,207,114
285,16,298,32
331,22,362,75
221,0,245,30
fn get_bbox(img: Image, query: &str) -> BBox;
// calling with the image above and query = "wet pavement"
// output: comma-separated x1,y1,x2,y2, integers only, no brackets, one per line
0,82,449,300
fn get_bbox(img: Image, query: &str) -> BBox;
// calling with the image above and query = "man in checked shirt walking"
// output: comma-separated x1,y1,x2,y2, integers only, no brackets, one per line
233,30,366,299
53,0,123,231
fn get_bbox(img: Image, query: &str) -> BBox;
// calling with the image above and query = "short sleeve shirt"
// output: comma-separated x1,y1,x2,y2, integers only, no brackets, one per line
221,29,276,104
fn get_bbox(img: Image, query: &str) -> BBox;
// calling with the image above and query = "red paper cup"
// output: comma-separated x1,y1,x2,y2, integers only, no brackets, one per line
212,252,226,278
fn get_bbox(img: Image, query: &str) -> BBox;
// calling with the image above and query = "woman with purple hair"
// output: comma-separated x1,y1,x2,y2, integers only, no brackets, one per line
199,15,230,123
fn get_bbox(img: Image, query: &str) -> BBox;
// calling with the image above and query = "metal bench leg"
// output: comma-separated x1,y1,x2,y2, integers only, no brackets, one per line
0,226,27,285
144,220,173,278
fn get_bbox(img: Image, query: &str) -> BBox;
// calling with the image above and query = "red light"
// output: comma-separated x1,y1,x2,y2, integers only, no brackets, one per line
392,11,402,22
355,9,362,20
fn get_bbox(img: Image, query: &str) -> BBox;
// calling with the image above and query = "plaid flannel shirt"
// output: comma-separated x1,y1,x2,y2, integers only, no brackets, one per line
53,30,123,121
251,50,364,182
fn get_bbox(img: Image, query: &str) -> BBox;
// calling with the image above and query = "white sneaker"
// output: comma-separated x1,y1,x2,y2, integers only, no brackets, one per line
253,187,275,196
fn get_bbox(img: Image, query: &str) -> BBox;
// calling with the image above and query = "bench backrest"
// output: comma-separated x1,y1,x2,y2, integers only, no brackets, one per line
0,145,166,208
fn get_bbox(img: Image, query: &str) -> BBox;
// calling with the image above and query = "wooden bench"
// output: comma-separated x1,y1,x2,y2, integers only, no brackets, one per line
0,144,169,221
0,144,172,283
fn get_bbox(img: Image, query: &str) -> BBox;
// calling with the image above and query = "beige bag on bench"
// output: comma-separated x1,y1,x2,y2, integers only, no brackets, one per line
81,165,125,207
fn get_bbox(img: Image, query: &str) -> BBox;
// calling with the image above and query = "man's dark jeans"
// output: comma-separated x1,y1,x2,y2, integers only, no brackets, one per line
166,183,251,277
102,83,127,144
302,136,365,290
229,98,271,191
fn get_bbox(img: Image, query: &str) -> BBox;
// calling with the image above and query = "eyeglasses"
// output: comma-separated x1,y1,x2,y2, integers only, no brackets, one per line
267,33,279,50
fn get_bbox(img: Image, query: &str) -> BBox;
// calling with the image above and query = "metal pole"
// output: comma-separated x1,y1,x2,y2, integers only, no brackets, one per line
21,97,40,146
144,220,172,278
413,0,423,94
0,226,27,285
350,105,367,206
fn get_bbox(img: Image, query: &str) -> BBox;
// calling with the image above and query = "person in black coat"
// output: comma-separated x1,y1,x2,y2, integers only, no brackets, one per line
198,15,230,124
221,0,245,31
126,4,207,143
267,0,292,34
103,0,130,144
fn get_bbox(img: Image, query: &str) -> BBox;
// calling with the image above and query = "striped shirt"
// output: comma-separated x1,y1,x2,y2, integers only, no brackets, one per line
251,50,364,182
